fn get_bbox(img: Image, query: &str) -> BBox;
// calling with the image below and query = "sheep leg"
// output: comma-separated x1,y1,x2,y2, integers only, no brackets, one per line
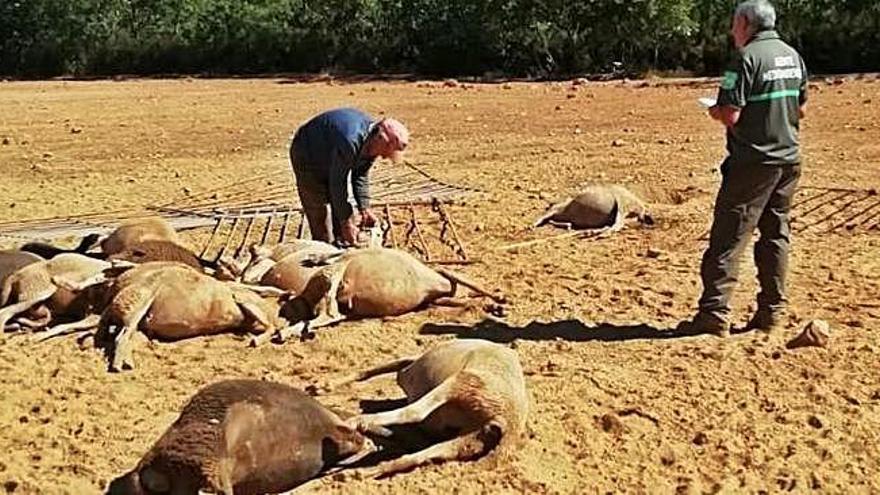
233,297,274,332
319,261,350,322
0,289,55,332
532,203,565,228
357,426,497,479
225,282,286,297
248,329,276,347
275,321,309,343
253,261,347,349
213,476,235,495
310,311,346,329
581,222,622,242
239,258,276,285
15,314,51,329
436,268,505,304
111,326,137,372
301,251,345,267
214,254,246,279
347,375,457,431
547,220,573,230
287,274,347,344
322,356,417,393
33,314,102,343
51,273,107,292
249,320,312,347
110,294,156,372
430,297,472,307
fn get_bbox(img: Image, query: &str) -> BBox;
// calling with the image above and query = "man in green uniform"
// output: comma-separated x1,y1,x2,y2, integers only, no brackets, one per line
679,0,808,337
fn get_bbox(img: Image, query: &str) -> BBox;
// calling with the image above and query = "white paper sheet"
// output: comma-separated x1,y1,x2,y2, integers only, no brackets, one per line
698,97,717,108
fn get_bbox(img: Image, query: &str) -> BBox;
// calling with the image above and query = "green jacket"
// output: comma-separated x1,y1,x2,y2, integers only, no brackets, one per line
717,30,808,165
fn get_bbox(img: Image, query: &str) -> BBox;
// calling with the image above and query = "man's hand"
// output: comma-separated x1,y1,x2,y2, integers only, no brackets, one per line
708,105,741,128
359,208,379,228
340,217,359,245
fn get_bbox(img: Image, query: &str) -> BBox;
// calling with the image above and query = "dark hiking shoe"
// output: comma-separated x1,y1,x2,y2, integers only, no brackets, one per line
746,309,785,333
676,312,731,338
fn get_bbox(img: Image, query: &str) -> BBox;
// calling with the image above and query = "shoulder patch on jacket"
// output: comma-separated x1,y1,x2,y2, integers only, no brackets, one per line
720,71,739,90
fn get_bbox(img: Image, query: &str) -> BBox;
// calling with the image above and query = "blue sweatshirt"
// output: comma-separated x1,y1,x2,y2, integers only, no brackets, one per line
291,108,376,224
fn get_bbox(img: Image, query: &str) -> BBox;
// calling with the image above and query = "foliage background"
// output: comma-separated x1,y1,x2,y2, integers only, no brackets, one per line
1,0,877,78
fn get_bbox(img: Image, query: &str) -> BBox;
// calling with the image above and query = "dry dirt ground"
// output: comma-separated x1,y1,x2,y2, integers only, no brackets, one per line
0,75,879,494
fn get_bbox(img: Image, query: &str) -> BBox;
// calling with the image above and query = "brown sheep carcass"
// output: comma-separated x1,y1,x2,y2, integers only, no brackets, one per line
108,240,204,271
106,379,376,494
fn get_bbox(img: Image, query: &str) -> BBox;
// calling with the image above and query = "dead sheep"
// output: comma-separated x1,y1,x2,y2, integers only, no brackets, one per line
340,339,529,478
107,379,376,494
0,253,111,332
97,262,292,371
534,184,654,231
251,248,499,346
0,250,44,286
101,217,181,256
108,240,206,273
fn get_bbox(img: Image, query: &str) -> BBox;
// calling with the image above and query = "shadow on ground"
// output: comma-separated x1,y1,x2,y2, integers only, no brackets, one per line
420,318,702,343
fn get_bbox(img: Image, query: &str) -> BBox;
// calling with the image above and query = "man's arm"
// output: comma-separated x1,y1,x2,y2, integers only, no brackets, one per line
328,148,354,227
351,162,372,211
712,54,750,128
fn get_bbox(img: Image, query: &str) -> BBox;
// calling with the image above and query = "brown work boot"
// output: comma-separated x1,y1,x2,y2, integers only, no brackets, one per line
676,312,730,338
745,309,784,333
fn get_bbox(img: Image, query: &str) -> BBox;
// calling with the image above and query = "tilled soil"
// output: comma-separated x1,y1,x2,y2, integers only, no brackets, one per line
0,75,878,494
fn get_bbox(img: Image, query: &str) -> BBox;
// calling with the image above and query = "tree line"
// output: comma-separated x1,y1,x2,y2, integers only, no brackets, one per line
1,0,877,78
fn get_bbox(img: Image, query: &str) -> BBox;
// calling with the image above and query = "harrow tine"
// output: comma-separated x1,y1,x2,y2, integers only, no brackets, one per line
797,192,875,233
384,204,396,249
296,212,305,239
796,190,852,219
791,188,836,210
409,202,432,262
200,218,224,259
433,199,468,261
216,216,241,262
280,211,292,243
234,215,257,258
261,211,275,245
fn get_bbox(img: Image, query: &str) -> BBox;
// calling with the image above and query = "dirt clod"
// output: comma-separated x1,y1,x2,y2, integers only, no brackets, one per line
599,413,626,435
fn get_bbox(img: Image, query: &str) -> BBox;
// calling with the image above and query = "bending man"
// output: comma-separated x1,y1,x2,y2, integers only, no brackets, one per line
290,108,410,245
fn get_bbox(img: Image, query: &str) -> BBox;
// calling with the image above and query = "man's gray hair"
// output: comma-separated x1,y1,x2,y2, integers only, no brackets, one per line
735,0,776,31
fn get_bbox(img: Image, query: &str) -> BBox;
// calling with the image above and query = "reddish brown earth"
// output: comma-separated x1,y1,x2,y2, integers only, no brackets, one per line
0,75,879,494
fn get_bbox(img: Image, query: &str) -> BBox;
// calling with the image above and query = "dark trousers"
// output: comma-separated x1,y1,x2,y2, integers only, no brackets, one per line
290,147,339,243
698,158,801,322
